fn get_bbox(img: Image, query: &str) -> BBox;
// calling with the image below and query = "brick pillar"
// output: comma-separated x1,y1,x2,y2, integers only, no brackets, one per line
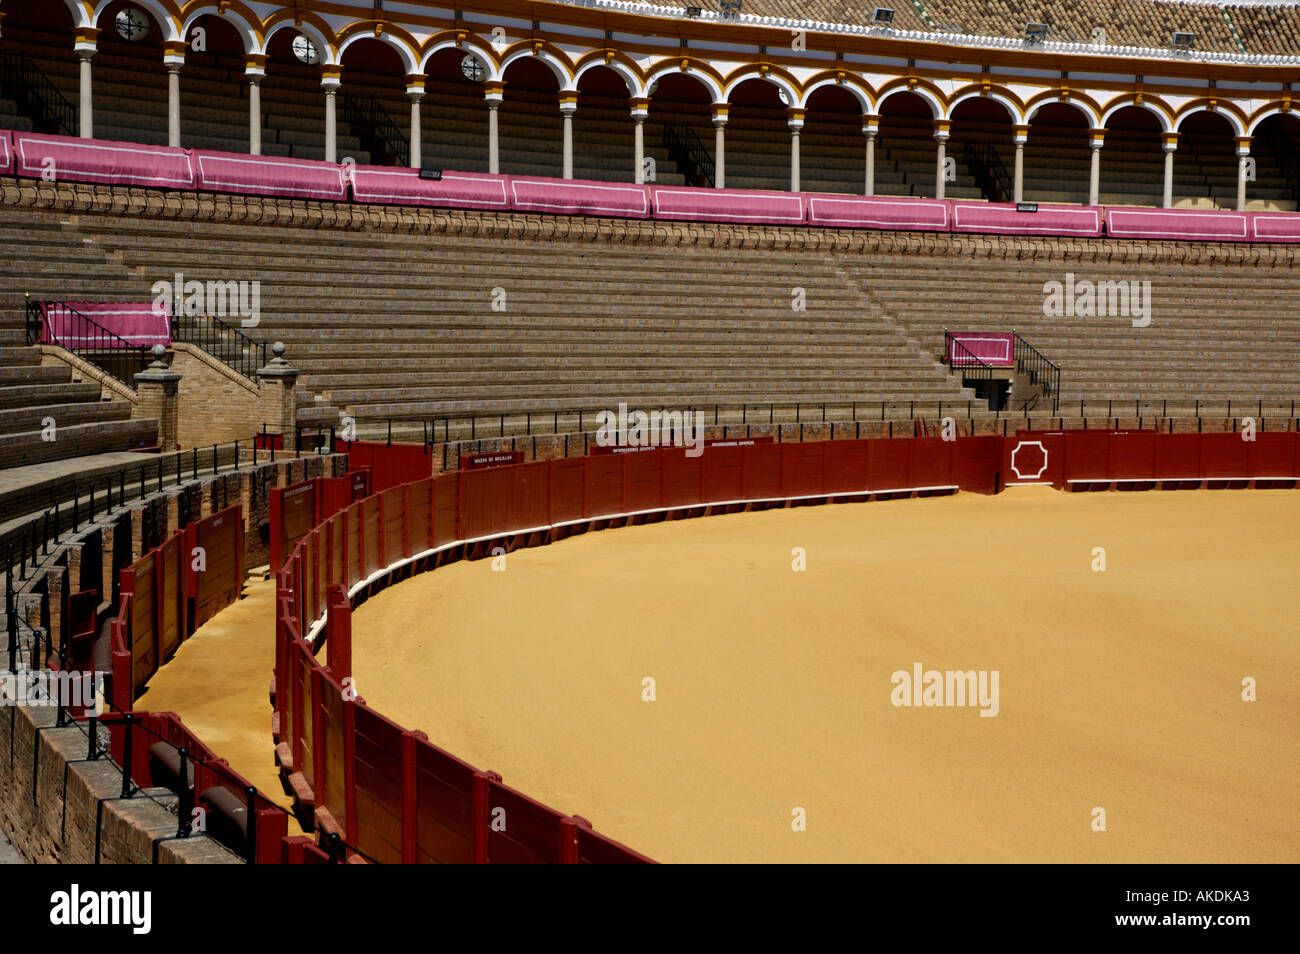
134,346,181,451
257,341,300,453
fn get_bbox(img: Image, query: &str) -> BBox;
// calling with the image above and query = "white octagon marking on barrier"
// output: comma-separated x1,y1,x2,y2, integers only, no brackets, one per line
1010,440,1049,480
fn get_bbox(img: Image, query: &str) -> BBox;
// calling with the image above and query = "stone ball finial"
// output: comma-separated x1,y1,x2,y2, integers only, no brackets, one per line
272,341,286,358
152,344,167,360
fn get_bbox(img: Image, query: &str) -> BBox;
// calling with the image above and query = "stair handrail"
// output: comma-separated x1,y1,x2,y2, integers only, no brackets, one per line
170,310,266,382
340,92,409,166
0,50,77,137
1012,331,1061,414
962,141,1013,203
27,298,152,388
662,121,715,187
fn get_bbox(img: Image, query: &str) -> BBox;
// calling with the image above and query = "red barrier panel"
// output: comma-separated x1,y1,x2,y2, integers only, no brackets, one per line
381,486,406,564
701,444,746,502
1005,432,1065,485
743,442,783,499
271,481,317,585
433,474,459,546
352,704,406,864
908,438,956,489
622,450,663,513
1245,432,1296,478
362,496,383,575
484,778,569,863
662,449,703,508
510,461,551,530
782,442,825,497
155,532,184,659
1107,431,1157,481
406,479,433,555
413,739,478,863
549,458,586,524
575,823,656,864
460,466,514,539
823,440,869,494
343,442,432,493
869,439,910,490
125,560,157,696
1200,432,1250,479
1153,433,1203,479
584,454,624,518
510,176,651,218
1065,430,1111,481
193,150,347,200
953,435,1002,493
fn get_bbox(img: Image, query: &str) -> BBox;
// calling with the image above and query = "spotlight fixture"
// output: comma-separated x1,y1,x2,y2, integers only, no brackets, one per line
684,5,701,17
1025,23,1048,43
872,8,895,24
1172,32,1196,51
418,165,443,181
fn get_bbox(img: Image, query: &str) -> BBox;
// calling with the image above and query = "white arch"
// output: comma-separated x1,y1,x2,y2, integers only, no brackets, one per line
336,31,419,75
1026,98,1101,128
418,36,495,74
1247,107,1300,137
257,20,334,62
797,77,871,114
643,61,724,103
179,6,259,55
723,72,799,108
573,59,640,97
1099,99,1173,133
875,86,943,119
1174,106,1245,138
497,47,571,88
92,0,182,43
945,89,1023,124
53,0,94,31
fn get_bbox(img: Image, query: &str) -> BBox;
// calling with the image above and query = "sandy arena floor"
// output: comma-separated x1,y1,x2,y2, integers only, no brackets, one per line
347,487,1299,863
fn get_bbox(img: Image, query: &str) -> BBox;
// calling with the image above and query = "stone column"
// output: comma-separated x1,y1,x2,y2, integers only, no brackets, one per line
712,104,728,189
1088,129,1104,206
257,342,300,454
246,55,265,155
1161,132,1179,208
933,120,950,200
863,115,879,196
164,43,185,148
787,108,804,193
322,70,341,163
133,346,181,451
631,98,649,183
559,92,578,179
484,82,504,174
1012,124,1028,203
406,76,425,168
75,30,97,138
1235,136,1252,211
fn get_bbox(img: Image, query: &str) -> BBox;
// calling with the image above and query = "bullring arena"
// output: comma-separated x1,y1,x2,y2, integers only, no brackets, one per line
1,0,1299,868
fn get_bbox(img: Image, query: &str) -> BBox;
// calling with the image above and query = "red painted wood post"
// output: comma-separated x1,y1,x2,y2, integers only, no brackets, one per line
401,730,425,864
342,698,358,847
325,585,351,683
402,485,411,558
310,666,326,808
472,770,501,863
559,816,580,864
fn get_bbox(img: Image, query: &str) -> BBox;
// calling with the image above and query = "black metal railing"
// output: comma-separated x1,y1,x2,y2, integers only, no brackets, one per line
963,141,1013,203
1013,332,1062,414
341,93,409,167
663,121,715,188
0,50,77,136
27,298,152,388
944,330,1003,410
171,312,266,381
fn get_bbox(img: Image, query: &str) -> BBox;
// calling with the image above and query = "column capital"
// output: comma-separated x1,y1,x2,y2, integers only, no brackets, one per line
74,27,98,55
1161,131,1180,151
1012,124,1029,144
558,91,578,115
711,103,729,126
932,121,950,142
405,74,426,95
786,107,805,130
630,97,650,119
862,114,880,136
162,42,186,67
1235,136,1252,156
483,81,504,105
320,68,342,90
1089,128,1106,148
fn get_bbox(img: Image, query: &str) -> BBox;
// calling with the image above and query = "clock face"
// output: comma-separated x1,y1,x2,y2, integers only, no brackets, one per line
292,35,319,65
116,9,149,42
460,54,485,83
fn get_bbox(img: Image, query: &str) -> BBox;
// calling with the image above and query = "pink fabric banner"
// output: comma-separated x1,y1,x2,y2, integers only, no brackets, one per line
806,194,949,231
14,133,194,189
193,150,346,200
651,186,806,224
348,166,510,210
0,130,12,175
509,177,650,218
1105,207,1250,241
951,202,1102,236
43,302,170,348
1249,213,1300,243
947,332,1014,367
